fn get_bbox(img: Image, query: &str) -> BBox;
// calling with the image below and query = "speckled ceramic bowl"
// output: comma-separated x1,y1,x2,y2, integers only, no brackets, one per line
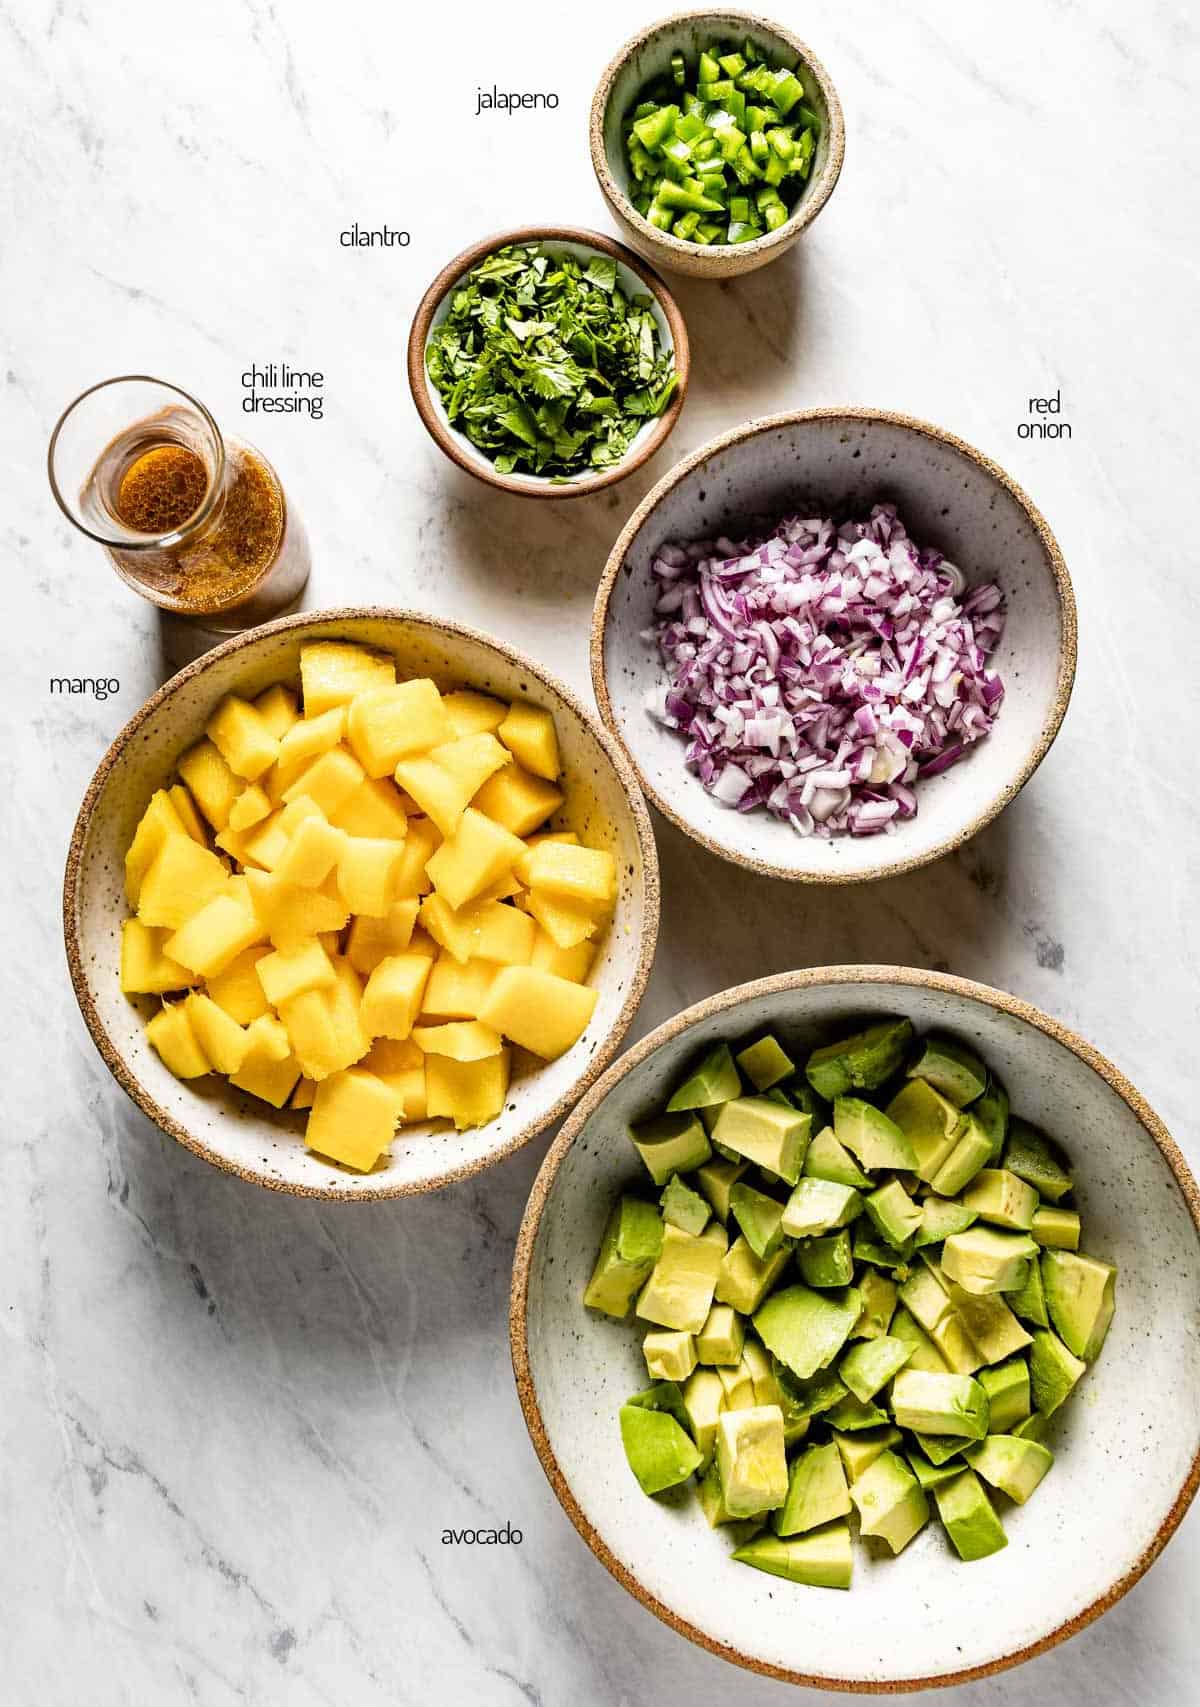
593,409,1076,883
590,10,845,280
64,609,659,1199
511,967,1200,1689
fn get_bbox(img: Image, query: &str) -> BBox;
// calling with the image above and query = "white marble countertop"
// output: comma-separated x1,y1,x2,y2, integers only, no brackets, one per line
4,0,1197,1700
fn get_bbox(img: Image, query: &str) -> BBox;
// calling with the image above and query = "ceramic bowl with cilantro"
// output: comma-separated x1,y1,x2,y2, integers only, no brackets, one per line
408,227,689,498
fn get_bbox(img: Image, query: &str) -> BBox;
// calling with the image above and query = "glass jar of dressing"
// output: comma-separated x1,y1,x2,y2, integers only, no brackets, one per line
48,376,310,631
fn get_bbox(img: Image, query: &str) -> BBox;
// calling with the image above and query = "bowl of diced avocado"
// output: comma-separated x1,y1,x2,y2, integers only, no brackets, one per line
589,10,845,279
511,967,1200,1688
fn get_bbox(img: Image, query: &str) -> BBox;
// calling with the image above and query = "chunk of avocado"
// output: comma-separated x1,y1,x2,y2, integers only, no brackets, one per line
636,1221,728,1333
714,1235,791,1314
965,1434,1053,1504
775,1362,849,1422
914,1195,978,1248
929,1114,993,1196
1041,1250,1117,1360
1029,1328,1087,1415
912,1431,968,1466
898,1265,950,1334
583,1197,664,1316
754,1284,862,1379
930,1310,985,1375
840,1335,914,1405
849,1449,929,1554
853,1228,916,1272
891,1369,990,1439
885,1078,967,1181
618,1402,702,1495
959,1167,1039,1232
1012,1410,1050,1443
933,1467,1007,1559
773,1440,851,1535
643,1329,698,1383
906,1034,988,1107
972,1075,1009,1164
1032,1206,1081,1250
717,1357,757,1412
825,1392,890,1430
733,1521,853,1589
1009,1250,1050,1326
834,1097,918,1172
797,1229,854,1289
695,1303,745,1366
716,1404,789,1517
805,1017,914,1100
835,1425,903,1480
694,1155,748,1221
659,1173,711,1235
851,1267,899,1340
890,1304,952,1374
666,1041,742,1111
711,1096,811,1184
865,1178,923,1250
905,1449,965,1491
1003,1117,1073,1202
629,1111,712,1186
781,1177,863,1239
942,1226,1038,1295
741,1338,782,1408
803,1126,871,1190
946,1286,1031,1365
729,1182,787,1258
736,1034,795,1092
681,1367,725,1467
696,1459,739,1526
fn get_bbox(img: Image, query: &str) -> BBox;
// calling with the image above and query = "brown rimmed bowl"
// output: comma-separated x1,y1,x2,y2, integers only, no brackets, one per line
592,408,1077,884
590,9,845,281
511,966,1200,1690
63,608,660,1200
407,226,689,499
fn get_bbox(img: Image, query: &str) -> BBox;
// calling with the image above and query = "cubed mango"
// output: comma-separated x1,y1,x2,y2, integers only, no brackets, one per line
497,702,560,780
300,641,395,717
305,1067,402,1170
346,677,450,775
480,965,598,1060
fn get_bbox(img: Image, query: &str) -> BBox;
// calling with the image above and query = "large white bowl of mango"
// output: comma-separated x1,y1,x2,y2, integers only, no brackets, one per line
65,610,659,1197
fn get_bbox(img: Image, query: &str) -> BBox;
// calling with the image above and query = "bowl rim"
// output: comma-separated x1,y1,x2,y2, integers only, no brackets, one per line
590,405,1079,884
406,225,691,500
588,6,846,267
62,605,662,1200
509,963,1200,1691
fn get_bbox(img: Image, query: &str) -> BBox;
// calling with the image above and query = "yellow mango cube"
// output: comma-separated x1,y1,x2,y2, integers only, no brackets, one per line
300,641,395,717
360,953,432,1040
425,1050,511,1130
205,695,280,781
228,784,272,832
420,954,497,1021
120,918,196,994
346,677,451,776
363,1039,427,1122
337,836,408,916
513,831,579,887
230,1015,301,1107
330,776,409,840
273,815,347,888
274,706,347,785
177,738,241,831
279,984,369,1081
521,889,598,951
145,1002,211,1078
480,965,599,1060
391,816,440,898
256,938,336,1007
290,1076,317,1110
239,812,291,871
124,790,188,905
424,808,525,911
476,870,524,902
167,784,209,845
137,836,229,930
530,928,595,984
411,1021,504,1061
252,683,300,739
443,690,507,737
164,893,266,978
185,992,250,1075
429,733,511,800
528,841,617,909
407,927,440,960
305,1067,403,1171
243,870,350,950
419,895,535,967
392,756,473,839
498,701,560,780
345,898,420,974
471,764,564,837
281,747,365,818
206,946,271,1023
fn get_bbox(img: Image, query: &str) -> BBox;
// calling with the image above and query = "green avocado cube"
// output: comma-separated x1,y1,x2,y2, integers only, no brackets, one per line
930,1311,985,1374
717,1357,756,1412
696,1459,738,1526
715,1235,790,1314
959,1167,1039,1231
754,1284,861,1379
835,1425,902,1480
1013,1411,1050,1443
741,1339,782,1407
729,1182,787,1258
659,1173,712,1235
912,1431,968,1466
851,1267,898,1339
972,1076,1010,1164
803,1126,871,1189
805,1018,914,1099
696,1303,745,1366
636,1222,728,1333
736,1034,795,1091
865,1178,923,1249
711,1096,811,1183
890,1305,950,1374
1028,1328,1087,1415
667,1042,742,1110
629,1111,712,1186
681,1368,724,1467
1009,1250,1050,1325
782,1177,863,1239
839,1334,914,1403
1041,1250,1117,1360
933,1468,1007,1559
694,1155,748,1221
906,1034,988,1107
891,1369,990,1439
619,1402,702,1495
834,1097,918,1171
914,1195,978,1247
905,1450,964,1491
716,1404,789,1517
853,1228,916,1272
583,1197,664,1317
942,1227,1038,1295
898,1265,950,1333
965,1434,1053,1504
773,1440,851,1535
733,1520,853,1588
825,1392,889,1430
849,1449,929,1554
1032,1206,1081,1250
643,1330,697,1382
1002,1118,1073,1202
775,1363,848,1421
885,1078,967,1181
929,1114,994,1196
797,1229,854,1289
978,1356,1031,1432
946,1285,1031,1364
